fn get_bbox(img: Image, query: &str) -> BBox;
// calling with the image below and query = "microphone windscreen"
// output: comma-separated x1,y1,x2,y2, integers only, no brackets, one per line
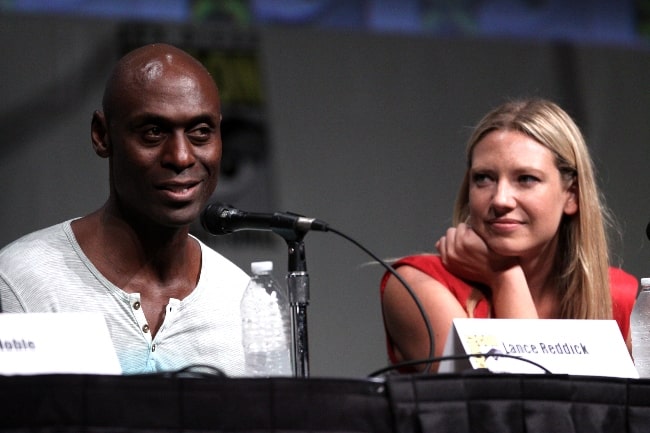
200,203,231,235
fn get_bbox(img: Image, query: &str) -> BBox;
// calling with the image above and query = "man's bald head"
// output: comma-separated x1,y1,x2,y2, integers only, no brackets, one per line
102,43,217,123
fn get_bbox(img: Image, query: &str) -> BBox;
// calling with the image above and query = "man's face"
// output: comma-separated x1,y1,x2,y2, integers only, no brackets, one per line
105,60,222,228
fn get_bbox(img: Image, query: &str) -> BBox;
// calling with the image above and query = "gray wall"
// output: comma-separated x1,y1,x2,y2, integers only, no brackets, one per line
1,14,649,378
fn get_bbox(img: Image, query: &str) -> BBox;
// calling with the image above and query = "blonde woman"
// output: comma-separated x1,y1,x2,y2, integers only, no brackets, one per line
381,99,637,372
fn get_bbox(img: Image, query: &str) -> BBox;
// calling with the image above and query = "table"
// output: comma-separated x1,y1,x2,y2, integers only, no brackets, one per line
2,372,650,432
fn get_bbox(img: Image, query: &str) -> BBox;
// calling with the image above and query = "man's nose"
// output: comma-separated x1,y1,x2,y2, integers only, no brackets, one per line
162,132,196,171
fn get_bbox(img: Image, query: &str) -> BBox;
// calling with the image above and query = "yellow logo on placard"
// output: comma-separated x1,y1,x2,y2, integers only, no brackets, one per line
464,334,499,368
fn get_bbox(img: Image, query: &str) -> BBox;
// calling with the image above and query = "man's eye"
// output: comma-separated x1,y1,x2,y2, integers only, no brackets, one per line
140,126,166,144
145,126,162,137
188,126,215,142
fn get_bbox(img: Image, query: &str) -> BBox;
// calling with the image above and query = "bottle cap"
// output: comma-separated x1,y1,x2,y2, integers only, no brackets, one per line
251,261,273,275
641,277,650,289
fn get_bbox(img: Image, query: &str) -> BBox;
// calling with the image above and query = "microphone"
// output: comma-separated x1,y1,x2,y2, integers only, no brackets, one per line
201,202,329,236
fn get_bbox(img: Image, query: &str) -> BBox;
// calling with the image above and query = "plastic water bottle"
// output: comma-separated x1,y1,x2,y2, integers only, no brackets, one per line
631,278,650,377
240,261,293,377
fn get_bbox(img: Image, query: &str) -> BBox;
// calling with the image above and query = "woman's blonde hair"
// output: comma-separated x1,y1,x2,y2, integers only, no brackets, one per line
452,99,612,320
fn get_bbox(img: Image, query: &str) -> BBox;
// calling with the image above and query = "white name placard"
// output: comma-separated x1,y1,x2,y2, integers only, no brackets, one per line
440,318,638,378
0,312,122,375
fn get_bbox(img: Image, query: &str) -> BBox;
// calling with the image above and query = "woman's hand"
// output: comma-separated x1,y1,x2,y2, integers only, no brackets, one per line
435,223,517,287
435,223,538,319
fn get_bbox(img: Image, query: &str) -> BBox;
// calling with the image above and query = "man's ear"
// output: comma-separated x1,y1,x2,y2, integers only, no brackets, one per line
564,182,579,216
91,110,111,158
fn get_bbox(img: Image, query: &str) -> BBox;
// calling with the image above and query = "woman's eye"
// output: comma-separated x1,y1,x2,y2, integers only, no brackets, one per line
519,175,540,185
472,173,492,186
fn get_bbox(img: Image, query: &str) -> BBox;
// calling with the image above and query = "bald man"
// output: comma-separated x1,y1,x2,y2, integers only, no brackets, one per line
0,44,250,375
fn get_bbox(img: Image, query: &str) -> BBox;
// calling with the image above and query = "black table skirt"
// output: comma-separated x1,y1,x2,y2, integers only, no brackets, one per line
2,372,650,432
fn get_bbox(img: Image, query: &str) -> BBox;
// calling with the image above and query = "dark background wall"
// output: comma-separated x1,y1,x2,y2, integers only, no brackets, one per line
1,13,649,378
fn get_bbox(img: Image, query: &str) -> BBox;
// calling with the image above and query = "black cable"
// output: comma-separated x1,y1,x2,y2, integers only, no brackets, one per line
326,226,436,373
367,352,552,377
137,364,228,379
174,364,227,378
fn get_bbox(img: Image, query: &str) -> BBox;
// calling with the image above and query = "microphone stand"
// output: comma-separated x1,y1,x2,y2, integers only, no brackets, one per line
276,227,310,378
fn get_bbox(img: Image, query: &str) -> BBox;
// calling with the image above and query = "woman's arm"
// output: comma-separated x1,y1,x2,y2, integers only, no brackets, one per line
382,265,468,372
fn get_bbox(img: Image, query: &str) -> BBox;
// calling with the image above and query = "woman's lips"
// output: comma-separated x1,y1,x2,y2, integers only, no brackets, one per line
487,218,522,232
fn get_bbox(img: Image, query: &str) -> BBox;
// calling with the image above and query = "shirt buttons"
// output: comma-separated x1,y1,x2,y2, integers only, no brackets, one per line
151,344,156,352
142,324,150,333
133,301,141,310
